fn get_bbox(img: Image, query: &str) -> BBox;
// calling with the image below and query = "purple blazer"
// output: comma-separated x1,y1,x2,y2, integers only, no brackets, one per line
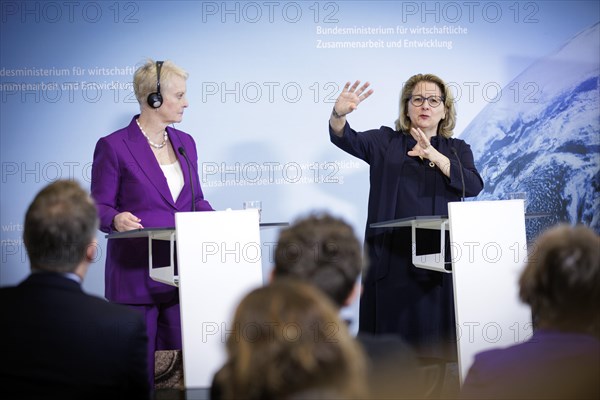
91,115,213,304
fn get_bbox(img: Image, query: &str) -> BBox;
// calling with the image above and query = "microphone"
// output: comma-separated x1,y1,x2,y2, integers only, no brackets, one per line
178,146,196,211
451,147,466,202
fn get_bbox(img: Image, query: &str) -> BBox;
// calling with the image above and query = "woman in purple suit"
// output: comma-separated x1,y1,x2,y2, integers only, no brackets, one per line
91,59,213,383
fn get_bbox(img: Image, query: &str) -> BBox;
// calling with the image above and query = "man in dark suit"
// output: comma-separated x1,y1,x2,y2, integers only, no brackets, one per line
0,180,149,400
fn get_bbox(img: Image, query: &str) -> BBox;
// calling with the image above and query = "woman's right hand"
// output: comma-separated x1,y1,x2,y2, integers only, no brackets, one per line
333,80,374,117
113,212,143,232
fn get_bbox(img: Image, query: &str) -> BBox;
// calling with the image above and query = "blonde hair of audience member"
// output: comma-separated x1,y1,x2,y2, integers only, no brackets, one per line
519,224,600,337
219,280,369,400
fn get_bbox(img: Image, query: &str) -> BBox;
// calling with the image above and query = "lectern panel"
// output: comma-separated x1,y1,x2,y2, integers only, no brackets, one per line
176,209,263,388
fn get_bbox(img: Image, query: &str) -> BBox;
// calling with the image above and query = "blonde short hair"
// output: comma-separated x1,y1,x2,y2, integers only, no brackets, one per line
133,59,188,106
395,73,456,138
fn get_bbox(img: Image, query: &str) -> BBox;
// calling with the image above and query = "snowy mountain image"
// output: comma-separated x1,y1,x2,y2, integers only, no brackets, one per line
461,22,600,239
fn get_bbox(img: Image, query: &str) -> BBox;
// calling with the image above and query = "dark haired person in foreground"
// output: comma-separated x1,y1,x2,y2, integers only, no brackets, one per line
271,213,427,398
0,180,149,400
461,224,600,399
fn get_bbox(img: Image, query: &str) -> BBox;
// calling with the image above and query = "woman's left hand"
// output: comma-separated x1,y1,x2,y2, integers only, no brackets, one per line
408,127,438,159
408,127,451,177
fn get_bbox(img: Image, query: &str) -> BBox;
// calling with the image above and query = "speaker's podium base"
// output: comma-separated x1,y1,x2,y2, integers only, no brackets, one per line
370,200,533,384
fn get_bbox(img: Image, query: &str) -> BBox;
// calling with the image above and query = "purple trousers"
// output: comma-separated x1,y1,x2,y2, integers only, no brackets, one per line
125,292,182,387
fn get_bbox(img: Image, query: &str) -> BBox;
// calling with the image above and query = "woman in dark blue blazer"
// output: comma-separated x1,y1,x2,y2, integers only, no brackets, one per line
328,75,484,361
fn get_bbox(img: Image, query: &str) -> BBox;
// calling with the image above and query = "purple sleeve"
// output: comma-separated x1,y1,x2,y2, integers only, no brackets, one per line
91,137,120,233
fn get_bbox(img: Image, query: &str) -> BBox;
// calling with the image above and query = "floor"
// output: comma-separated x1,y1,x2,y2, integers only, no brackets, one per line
439,362,461,399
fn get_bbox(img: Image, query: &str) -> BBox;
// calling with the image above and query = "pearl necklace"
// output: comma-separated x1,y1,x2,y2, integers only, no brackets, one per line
136,119,168,149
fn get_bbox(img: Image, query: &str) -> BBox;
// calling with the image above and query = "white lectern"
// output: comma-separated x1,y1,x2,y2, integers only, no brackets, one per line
106,210,287,388
371,200,533,383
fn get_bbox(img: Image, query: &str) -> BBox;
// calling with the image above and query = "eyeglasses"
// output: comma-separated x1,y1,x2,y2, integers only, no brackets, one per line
409,95,444,108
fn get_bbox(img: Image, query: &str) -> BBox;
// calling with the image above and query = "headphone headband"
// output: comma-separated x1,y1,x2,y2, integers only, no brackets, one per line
147,60,164,109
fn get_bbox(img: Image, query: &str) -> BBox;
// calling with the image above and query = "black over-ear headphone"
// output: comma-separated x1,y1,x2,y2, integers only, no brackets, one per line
147,61,164,108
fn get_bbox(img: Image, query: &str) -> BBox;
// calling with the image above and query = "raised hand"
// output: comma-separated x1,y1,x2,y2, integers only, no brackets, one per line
333,81,374,117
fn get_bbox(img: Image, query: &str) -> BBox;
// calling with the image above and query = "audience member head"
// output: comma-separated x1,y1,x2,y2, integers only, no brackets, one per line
133,59,189,107
23,180,98,275
519,224,600,336
272,213,364,308
220,280,369,400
